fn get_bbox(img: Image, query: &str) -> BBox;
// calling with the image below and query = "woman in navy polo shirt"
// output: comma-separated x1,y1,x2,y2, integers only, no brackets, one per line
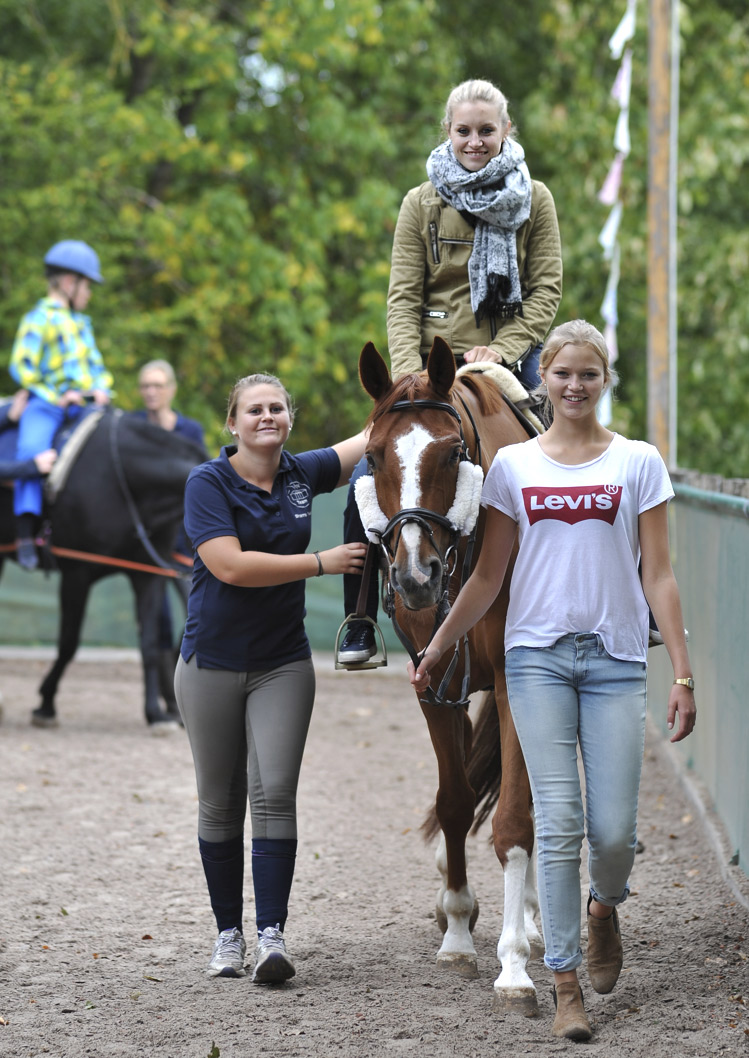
175,373,367,984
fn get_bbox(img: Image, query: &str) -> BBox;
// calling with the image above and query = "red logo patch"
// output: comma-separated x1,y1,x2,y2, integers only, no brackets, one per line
522,484,622,526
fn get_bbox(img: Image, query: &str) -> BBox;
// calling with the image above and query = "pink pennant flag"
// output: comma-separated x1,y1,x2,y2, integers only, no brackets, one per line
612,50,633,108
598,154,625,206
603,322,619,365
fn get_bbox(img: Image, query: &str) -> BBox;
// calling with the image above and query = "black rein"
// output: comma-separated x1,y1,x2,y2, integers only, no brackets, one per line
372,396,482,710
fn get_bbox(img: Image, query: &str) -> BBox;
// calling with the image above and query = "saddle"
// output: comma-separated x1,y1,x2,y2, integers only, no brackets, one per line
456,361,545,434
0,403,104,498
45,409,104,502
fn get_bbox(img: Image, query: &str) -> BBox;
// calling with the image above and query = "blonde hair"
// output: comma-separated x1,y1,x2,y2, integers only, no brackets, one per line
226,373,295,429
535,319,618,416
442,79,512,137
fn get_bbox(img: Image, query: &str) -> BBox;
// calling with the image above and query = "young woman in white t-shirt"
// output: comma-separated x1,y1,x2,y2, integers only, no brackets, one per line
408,319,696,1042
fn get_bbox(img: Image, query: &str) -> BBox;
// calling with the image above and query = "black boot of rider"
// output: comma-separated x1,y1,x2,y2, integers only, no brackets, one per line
16,513,39,571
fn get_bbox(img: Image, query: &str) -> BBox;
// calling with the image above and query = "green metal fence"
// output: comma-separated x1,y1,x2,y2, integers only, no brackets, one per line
0,489,404,656
6,475,744,877
648,479,749,878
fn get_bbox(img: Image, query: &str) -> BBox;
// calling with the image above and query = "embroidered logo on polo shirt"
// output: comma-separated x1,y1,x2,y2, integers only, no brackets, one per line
522,484,622,526
287,480,311,510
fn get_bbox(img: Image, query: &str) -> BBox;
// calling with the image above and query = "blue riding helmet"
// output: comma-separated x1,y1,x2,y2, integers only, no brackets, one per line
44,240,104,284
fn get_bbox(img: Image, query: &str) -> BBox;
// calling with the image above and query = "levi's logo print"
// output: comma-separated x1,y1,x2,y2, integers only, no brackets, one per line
522,484,622,526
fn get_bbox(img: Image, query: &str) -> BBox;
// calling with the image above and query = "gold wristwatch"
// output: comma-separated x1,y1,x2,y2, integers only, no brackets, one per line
673,677,695,690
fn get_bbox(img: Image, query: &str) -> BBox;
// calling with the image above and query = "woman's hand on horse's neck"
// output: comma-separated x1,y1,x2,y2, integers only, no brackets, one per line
538,419,614,466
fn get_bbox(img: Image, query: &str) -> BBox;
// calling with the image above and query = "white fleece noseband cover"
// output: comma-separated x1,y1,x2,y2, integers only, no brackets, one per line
354,459,484,544
446,460,485,535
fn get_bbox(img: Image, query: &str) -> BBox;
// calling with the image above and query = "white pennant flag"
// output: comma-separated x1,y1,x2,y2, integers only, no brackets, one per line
600,245,621,327
599,202,623,260
614,106,631,156
609,0,637,60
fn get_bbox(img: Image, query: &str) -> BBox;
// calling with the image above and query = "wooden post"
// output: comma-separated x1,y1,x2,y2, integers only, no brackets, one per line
647,0,672,462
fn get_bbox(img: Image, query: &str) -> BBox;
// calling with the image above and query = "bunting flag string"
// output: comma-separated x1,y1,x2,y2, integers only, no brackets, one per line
597,0,636,426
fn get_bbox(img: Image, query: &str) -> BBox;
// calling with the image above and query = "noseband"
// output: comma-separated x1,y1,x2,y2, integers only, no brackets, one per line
371,396,482,709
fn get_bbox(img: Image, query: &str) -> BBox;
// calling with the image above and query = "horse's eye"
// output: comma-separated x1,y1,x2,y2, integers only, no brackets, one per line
449,446,463,465
365,452,376,471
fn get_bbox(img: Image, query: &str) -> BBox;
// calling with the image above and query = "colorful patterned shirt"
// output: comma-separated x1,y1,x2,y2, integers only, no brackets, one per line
9,297,114,405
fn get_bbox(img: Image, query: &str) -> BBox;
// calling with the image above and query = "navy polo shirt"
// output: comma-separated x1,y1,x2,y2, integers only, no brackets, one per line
180,445,340,671
130,408,206,449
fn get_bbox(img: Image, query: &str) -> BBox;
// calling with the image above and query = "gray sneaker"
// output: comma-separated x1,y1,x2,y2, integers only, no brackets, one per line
252,925,296,983
206,927,247,978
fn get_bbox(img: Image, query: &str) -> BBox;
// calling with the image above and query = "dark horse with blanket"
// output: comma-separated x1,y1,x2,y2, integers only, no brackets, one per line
0,408,205,727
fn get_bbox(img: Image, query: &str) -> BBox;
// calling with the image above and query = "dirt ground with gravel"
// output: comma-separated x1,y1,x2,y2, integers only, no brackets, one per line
1,649,748,1058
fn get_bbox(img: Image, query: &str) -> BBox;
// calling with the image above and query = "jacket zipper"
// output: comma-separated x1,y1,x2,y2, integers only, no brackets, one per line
429,222,440,264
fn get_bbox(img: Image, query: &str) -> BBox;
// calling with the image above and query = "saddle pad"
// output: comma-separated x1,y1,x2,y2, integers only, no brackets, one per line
45,409,105,502
0,401,17,467
456,361,545,434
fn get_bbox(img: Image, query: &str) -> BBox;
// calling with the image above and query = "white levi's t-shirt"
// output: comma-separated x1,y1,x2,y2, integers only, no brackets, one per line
481,433,674,662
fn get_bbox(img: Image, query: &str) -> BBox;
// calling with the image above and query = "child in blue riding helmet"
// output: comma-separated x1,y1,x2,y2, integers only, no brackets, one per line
8,240,113,569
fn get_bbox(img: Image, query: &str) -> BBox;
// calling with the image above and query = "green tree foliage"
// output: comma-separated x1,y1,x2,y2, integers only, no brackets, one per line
673,2,749,473
0,0,454,451
438,0,749,475
1,0,747,473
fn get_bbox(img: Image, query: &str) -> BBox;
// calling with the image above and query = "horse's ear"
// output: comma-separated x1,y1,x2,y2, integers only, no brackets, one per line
359,341,393,402
426,336,456,396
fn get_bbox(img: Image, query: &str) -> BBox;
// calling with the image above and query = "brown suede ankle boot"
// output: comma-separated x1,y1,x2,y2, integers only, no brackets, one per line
551,982,592,1041
587,896,623,994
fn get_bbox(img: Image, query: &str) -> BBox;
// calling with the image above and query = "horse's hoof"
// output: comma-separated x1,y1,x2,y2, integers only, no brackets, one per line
31,709,58,729
436,953,480,979
492,986,539,1017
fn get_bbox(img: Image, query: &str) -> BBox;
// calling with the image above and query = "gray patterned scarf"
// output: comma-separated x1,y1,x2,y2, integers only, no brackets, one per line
426,137,532,324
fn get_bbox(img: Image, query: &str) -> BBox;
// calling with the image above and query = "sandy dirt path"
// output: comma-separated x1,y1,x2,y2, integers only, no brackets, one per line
1,650,747,1057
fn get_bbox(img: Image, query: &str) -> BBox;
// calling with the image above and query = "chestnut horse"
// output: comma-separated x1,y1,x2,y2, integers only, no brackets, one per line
357,337,542,1014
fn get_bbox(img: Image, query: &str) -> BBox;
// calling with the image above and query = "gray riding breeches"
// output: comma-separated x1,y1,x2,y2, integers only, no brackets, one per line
174,654,315,843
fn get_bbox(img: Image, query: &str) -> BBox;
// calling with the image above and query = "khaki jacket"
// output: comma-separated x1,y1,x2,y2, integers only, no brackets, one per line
386,179,563,380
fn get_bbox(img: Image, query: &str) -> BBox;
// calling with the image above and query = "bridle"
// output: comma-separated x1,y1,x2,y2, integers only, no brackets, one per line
370,395,482,709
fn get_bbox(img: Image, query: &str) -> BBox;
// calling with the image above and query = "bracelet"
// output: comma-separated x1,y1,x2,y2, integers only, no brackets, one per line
314,551,324,577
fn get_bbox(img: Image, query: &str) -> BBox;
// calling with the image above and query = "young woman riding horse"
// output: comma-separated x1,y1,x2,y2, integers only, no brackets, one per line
338,77,562,665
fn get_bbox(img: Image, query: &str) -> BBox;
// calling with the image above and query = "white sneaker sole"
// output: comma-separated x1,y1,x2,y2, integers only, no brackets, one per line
252,951,296,983
206,964,246,978
337,646,376,664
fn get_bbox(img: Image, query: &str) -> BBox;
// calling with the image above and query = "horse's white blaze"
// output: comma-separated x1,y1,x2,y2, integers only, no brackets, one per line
494,845,537,993
395,425,444,580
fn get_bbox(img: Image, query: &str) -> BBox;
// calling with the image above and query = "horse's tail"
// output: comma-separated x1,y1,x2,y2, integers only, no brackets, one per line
420,688,502,841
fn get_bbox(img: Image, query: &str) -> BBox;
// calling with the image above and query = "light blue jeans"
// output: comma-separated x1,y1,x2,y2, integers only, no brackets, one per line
505,633,647,973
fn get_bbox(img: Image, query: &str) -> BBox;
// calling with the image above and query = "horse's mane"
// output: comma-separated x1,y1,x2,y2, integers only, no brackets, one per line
367,369,505,426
